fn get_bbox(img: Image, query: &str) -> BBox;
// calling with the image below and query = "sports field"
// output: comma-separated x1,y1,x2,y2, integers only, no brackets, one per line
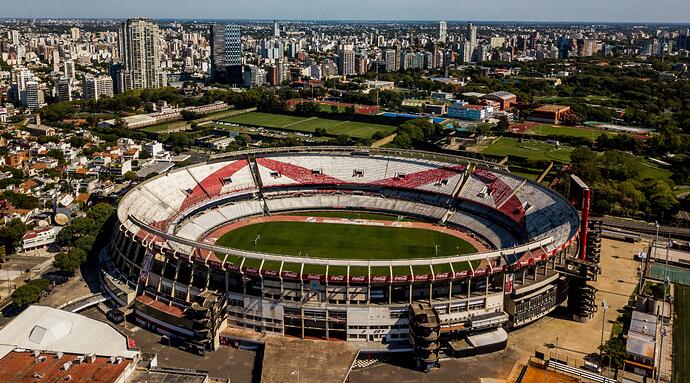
674,284,690,383
481,137,574,163
527,124,608,139
220,112,396,139
216,221,476,260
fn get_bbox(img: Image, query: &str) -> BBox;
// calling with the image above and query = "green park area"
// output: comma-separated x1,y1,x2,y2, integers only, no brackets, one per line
220,112,396,139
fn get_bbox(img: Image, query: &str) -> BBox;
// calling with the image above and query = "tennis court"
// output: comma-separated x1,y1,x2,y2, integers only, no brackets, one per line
649,262,690,286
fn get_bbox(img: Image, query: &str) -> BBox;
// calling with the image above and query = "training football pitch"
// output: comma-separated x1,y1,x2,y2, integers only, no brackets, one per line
216,221,476,260
220,112,397,139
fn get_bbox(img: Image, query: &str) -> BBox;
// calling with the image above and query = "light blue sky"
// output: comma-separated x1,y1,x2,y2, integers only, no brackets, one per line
2,0,689,23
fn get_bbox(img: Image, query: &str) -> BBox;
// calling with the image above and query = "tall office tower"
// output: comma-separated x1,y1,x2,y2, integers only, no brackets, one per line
467,23,477,60
117,18,164,91
24,81,40,111
70,27,80,40
273,20,280,38
384,49,397,72
438,21,447,43
57,76,72,102
557,36,571,59
63,61,76,79
84,75,114,100
210,24,243,86
338,46,355,76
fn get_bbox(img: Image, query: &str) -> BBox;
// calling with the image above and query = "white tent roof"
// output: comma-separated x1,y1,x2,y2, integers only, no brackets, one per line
0,305,138,359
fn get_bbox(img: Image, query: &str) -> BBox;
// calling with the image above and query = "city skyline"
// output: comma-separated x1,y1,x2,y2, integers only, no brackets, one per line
2,0,690,23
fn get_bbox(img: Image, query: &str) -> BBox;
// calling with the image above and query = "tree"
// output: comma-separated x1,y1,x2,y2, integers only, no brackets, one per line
496,116,509,131
11,278,50,307
124,171,138,181
75,235,97,253
0,246,6,264
53,251,83,274
0,191,40,209
0,219,28,254
181,110,200,121
295,101,320,116
598,337,627,370
330,105,339,113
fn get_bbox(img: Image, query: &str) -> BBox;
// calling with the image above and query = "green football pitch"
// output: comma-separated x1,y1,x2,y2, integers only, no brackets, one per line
221,112,396,139
214,220,478,275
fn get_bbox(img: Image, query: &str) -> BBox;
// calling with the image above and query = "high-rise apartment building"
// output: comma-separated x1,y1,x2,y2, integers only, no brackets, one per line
70,27,80,40
467,23,477,61
384,49,397,72
338,46,355,76
116,18,164,92
24,81,40,111
84,75,114,101
354,55,368,75
57,76,71,102
63,61,76,79
210,24,243,85
438,21,447,43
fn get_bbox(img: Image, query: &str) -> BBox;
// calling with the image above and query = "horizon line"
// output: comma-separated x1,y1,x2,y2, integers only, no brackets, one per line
1,17,690,25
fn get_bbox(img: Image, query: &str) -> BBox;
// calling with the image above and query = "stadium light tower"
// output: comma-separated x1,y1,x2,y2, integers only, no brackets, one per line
599,298,608,352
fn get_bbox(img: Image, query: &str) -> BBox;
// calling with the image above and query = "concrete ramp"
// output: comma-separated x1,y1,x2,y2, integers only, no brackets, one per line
261,337,358,383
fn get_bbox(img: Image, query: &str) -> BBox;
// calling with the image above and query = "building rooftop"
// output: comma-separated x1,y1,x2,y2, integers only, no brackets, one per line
127,368,209,383
0,305,139,360
136,294,186,318
0,350,132,383
533,104,571,113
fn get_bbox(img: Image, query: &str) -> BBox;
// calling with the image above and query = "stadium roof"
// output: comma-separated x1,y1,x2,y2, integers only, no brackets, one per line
0,306,138,360
483,91,517,100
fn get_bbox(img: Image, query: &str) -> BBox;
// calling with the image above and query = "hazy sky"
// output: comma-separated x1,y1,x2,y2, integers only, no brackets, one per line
2,0,690,23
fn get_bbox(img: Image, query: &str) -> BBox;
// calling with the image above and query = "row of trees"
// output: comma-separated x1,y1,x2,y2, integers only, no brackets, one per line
53,203,114,274
569,148,678,219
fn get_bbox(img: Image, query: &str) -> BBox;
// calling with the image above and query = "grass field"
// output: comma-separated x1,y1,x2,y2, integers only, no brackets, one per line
673,284,690,383
221,112,396,139
527,124,609,139
639,160,673,180
216,221,476,260
481,137,574,163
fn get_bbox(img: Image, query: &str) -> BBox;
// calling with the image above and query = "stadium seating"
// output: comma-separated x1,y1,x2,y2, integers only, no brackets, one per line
181,160,256,211
257,155,466,195
117,151,579,262
446,212,517,249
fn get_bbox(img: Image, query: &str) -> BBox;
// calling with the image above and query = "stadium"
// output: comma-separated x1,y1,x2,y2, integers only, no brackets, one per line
104,146,582,364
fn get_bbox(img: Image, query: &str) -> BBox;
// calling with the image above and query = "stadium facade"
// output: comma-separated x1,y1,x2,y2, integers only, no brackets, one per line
104,147,582,361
